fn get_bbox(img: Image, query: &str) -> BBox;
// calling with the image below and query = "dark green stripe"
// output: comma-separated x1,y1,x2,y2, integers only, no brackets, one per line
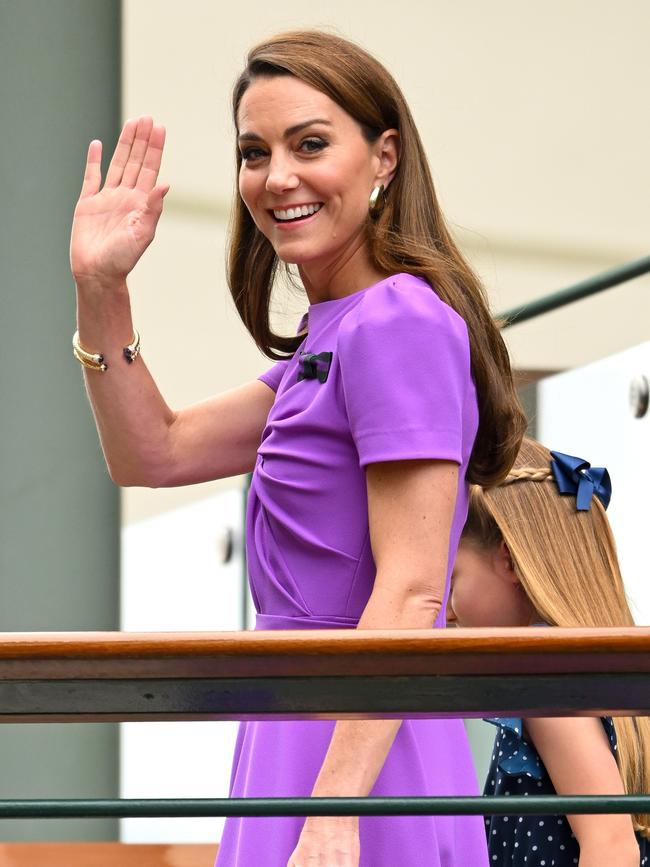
499,253,650,327
0,796,648,818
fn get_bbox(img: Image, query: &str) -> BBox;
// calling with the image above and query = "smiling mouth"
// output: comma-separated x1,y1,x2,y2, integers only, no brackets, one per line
271,203,323,223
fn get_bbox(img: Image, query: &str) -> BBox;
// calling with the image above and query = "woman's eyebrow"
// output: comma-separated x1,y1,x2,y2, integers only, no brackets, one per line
238,118,332,143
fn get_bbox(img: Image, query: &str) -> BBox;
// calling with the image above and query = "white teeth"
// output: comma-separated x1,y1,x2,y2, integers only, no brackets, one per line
273,203,322,221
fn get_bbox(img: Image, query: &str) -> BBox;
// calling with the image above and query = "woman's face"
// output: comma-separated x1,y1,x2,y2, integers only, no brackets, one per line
237,75,396,270
446,542,535,628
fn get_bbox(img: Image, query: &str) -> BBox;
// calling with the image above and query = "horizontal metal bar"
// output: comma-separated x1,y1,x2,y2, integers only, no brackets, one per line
1,796,649,819
499,252,650,327
2,672,650,722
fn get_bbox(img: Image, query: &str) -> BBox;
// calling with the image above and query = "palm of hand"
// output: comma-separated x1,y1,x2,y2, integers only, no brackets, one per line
71,185,157,283
70,116,168,287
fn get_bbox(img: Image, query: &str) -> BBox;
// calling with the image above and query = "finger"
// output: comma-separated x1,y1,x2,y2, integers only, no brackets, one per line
135,124,166,192
145,183,170,224
79,140,103,198
121,115,154,188
105,118,138,188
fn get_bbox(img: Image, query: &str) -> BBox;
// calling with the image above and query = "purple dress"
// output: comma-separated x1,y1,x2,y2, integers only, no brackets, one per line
216,273,489,866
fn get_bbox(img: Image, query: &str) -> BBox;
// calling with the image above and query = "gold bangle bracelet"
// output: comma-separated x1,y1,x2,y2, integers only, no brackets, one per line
122,329,141,364
72,329,140,373
73,344,107,372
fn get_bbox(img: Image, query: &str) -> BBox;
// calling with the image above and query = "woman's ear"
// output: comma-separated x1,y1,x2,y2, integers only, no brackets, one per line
374,129,399,189
497,540,519,584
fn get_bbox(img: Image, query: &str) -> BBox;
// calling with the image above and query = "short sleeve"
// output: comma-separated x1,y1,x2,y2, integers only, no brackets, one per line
338,276,472,467
258,360,290,393
483,717,544,780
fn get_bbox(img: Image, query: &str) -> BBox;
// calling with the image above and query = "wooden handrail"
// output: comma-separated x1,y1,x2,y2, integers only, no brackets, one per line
1,627,649,676
0,628,648,722
0,843,217,867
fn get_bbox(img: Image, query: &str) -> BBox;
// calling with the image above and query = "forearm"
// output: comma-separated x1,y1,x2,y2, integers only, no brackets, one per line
76,279,177,486
311,582,441,798
578,836,639,866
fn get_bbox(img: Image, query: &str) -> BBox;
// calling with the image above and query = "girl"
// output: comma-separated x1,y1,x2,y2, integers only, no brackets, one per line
448,437,650,866
69,30,525,866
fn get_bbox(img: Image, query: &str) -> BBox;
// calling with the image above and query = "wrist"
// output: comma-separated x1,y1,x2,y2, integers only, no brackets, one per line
75,274,129,298
303,815,359,831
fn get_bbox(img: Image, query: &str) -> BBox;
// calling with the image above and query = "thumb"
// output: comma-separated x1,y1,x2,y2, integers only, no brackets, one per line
146,183,170,217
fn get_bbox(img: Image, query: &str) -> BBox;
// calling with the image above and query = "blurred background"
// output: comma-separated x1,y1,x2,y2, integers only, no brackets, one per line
1,0,648,846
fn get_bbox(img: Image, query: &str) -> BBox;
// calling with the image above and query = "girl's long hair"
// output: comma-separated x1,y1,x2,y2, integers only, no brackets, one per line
228,29,526,486
463,437,650,838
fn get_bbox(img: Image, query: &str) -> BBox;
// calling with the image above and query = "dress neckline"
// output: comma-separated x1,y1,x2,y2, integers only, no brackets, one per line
306,273,402,329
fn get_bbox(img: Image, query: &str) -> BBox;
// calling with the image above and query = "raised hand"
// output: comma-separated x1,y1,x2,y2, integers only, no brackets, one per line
70,116,169,289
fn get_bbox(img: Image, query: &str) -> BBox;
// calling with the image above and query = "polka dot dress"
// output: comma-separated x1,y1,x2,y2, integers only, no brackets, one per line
483,717,649,866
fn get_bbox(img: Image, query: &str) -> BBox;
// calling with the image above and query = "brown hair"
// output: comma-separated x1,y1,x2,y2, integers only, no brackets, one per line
228,29,526,486
462,437,650,838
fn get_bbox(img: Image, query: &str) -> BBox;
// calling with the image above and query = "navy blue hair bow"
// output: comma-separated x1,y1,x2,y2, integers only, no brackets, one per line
550,450,612,511
297,351,332,384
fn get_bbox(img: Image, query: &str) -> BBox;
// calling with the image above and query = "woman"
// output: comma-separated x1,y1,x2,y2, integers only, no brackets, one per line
70,30,526,867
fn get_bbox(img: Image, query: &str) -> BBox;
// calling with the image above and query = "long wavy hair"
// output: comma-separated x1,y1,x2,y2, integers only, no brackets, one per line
228,29,526,486
462,437,650,838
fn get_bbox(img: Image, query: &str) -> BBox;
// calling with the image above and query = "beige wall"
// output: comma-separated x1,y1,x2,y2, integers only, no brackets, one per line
122,0,650,521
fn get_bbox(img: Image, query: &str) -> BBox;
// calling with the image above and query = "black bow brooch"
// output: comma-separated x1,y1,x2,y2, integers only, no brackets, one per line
297,351,333,384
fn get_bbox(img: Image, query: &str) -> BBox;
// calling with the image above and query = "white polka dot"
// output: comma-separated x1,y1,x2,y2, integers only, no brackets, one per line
503,816,509,822
514,842,519,848
539,820,544,826
492,856,497,861
492,829,497,835
517,777,522,783
532,845,538,851
547,835,553,841
541,862,546,866
518,817,523,822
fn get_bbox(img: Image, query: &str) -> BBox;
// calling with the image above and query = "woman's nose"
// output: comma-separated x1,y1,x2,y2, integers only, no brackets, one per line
265,154,299,195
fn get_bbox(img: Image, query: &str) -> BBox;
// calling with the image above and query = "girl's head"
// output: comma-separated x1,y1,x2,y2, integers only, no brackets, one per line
229,29,526,487
450,437,633,629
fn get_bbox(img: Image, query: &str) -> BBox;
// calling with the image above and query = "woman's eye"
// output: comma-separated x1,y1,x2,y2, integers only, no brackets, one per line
299,137,328,154
240,147,267,162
